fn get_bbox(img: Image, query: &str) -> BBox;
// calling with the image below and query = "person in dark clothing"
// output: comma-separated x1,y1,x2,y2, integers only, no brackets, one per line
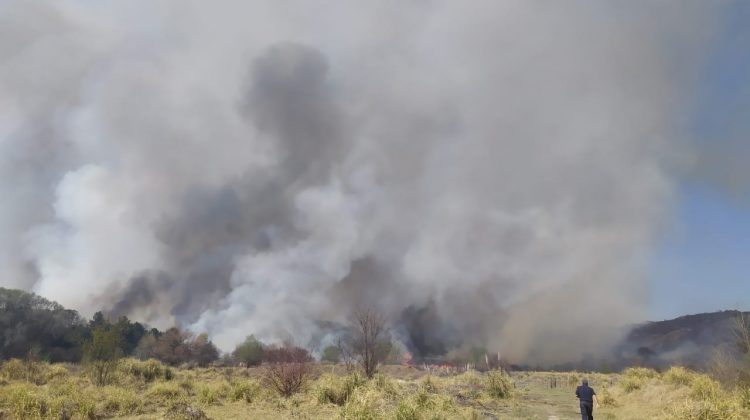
575,379,598,420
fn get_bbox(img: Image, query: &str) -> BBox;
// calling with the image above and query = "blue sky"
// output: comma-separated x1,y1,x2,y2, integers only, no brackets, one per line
648,1,750,320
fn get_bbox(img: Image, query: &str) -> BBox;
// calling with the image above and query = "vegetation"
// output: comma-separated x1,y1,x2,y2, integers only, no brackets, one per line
83,324,122,386
0,358,748,419
351,308,389,379
232,335,265,368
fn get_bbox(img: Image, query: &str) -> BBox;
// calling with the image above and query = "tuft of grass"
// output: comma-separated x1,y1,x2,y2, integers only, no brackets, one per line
690,375,721,400
230,379,261,403
315,372,366,406
485,370,513,399
196,381,230,405
100,386,142,415
120,358,173,382
2,383,49,419
148,381,188,402
340,387,385,420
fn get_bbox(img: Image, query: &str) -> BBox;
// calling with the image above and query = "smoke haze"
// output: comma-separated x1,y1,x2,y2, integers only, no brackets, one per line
0,0,726,364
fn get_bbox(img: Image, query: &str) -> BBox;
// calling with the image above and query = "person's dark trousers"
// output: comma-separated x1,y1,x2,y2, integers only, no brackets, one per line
580,402,593,420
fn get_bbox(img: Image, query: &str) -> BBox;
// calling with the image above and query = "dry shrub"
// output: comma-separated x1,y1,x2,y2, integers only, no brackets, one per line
263,346,312,398
623,367,659,380
316,372,366,406
485,370,513,399
1,383,49,419
45,364,70,383
165,401,209,420
664,366,696,386
739,387,750,410
619,376,643,393
120,358,173,383
599,387,619,407
666,396,745,420
1,358,47,384
690,375,721,400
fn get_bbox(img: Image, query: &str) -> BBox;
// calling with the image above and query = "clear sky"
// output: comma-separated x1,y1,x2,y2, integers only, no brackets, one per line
648,1,750,320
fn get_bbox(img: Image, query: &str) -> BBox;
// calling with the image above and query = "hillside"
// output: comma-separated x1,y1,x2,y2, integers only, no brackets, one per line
616,310,748,369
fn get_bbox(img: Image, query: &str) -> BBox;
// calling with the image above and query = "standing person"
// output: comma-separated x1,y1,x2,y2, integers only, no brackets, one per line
575,379,598,420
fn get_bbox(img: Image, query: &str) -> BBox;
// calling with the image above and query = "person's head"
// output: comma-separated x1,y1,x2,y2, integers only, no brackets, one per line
582,379,588,386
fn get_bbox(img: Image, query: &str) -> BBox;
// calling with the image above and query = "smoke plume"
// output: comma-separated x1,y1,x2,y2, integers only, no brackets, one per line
0,0,725,364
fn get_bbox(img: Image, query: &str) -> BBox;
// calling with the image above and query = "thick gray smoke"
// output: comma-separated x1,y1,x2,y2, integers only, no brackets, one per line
0,0,724,364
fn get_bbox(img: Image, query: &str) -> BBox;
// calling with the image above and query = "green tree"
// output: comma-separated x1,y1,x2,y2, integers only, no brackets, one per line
321,345,341,363
233,335,264,367
84,324,122,386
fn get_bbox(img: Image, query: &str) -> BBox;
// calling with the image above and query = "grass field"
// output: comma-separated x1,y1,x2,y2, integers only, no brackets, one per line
1,359,748,419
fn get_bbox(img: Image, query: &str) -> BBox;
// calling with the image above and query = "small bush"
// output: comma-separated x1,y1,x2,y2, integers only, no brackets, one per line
485,370,512,399
664,366,696,386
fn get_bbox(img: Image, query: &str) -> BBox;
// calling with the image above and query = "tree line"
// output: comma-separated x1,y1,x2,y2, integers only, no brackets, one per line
0,287,218,367
0,287,398,380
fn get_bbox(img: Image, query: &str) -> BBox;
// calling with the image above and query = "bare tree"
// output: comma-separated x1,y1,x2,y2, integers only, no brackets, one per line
263,346,312,397
352,308,388,378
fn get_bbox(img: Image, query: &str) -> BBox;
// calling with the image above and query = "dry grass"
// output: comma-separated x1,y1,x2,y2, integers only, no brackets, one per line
1,359,748,419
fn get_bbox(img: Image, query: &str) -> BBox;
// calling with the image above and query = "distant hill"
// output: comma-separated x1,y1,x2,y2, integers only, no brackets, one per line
615,310,748,369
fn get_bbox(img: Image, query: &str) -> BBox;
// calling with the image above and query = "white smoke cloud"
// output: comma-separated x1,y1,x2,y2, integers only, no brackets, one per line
0,0,725,363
